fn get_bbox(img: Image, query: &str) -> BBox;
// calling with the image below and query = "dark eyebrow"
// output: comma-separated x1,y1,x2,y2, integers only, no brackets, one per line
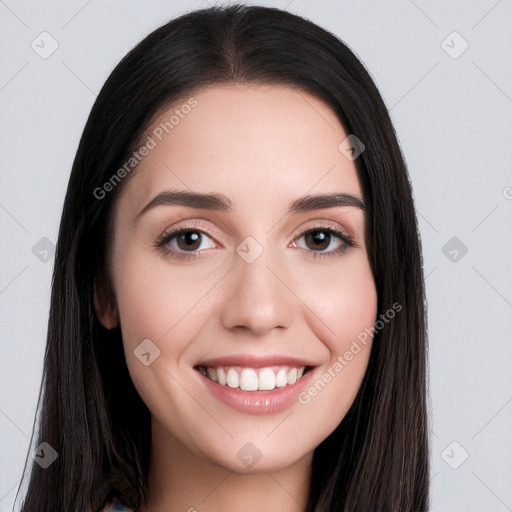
136,190,365,219
288,193,365,212
137,190,234,218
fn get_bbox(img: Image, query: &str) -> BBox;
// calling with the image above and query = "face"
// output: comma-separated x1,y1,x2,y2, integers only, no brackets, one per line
98,84,377,473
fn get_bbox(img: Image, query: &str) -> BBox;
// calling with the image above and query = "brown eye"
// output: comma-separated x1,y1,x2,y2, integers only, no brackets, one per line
304,230,331,251
292,226,353,258
158,228,216,255
175,231,202,251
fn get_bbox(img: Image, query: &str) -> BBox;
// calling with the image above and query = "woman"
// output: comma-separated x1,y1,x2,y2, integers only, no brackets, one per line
16,4,429,511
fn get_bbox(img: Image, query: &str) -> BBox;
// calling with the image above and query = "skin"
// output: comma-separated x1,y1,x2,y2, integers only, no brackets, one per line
95,84,377,512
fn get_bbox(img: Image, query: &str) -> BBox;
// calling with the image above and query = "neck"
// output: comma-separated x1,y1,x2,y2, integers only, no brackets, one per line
141,418,312,512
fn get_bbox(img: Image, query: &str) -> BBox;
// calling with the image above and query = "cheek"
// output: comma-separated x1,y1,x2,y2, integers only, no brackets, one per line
111,249,224,395
331,265,377,348
111,252,211,412
298,253,377,350
294,254,377,431
113,248,216,342
114,256,170,344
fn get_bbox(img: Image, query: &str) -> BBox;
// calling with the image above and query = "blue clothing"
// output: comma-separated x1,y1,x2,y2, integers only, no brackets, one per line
100,497,134,511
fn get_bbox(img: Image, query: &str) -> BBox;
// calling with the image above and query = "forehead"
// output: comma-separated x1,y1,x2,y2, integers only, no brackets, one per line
120,84,362,214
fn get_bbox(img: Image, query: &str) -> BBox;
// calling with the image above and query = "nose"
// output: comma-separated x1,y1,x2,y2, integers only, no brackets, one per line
219,246,295,335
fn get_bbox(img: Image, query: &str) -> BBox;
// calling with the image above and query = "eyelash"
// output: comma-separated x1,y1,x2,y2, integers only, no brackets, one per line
154,223,355,261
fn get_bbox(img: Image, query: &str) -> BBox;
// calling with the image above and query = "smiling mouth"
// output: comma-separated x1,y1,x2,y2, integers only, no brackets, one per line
195,365,312,391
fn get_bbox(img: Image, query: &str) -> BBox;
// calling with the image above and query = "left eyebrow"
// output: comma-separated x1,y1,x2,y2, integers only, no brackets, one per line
136,189,365,220
287,193,365,212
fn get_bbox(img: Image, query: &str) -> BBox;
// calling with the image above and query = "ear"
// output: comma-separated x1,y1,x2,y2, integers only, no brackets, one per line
93,274,119,329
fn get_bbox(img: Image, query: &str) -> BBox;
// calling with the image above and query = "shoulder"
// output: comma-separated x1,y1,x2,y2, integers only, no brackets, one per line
99,496,135,512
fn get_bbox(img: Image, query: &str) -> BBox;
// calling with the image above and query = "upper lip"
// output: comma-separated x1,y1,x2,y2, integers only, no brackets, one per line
195,354,318,369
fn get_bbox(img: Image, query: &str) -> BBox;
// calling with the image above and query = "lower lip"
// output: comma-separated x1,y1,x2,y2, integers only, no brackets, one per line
196,368,315,415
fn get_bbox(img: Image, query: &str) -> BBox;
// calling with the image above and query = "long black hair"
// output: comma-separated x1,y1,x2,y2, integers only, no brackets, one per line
16,4,429,511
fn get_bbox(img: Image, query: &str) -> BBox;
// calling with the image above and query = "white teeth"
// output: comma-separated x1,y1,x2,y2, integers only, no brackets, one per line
217,367,226,386
287,368,297,385
240,369,259,391
226,368,239,388
200,365,307,391
258,368,275,390
275,369,287,388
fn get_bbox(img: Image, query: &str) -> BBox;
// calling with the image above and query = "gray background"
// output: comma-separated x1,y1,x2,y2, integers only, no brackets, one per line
1,1,511,511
